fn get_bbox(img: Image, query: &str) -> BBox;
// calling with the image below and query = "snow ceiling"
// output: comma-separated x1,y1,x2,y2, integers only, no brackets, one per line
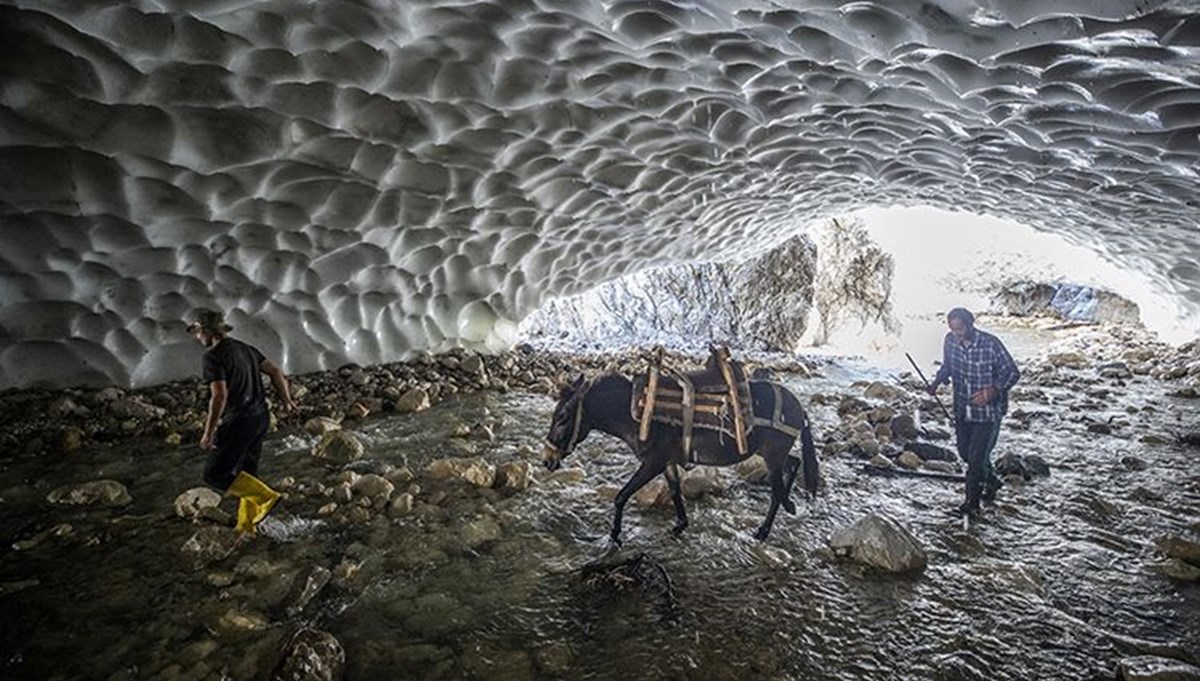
1,0,1198,387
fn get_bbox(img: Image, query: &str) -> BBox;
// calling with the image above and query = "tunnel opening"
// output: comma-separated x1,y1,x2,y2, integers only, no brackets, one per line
517,205,1179,368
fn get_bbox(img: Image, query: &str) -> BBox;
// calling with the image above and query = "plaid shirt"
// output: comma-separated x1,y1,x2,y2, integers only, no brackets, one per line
932,329,1020,422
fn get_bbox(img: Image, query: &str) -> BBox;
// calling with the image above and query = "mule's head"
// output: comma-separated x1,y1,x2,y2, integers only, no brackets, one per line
542,374,588,471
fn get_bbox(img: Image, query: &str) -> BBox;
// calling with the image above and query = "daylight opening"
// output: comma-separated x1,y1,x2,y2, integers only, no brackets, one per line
518,206,1188,367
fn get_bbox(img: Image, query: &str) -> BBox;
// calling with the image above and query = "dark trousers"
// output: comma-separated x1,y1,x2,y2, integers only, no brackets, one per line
204,412,269,491
955,418,1001,510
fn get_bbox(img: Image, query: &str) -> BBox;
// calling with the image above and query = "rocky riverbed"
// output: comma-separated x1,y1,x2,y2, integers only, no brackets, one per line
1,319,1197,681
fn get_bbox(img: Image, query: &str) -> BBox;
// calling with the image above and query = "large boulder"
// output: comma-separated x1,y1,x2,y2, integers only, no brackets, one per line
47,480,131,507
312,431,364,465
829,513,927,573
1116,656,1200,681
270,628,345,681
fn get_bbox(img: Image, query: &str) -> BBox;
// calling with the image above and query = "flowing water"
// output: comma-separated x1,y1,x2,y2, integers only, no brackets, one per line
1,343,1197,680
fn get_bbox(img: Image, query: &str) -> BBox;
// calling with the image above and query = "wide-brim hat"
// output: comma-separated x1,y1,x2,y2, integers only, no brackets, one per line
186,307,233,334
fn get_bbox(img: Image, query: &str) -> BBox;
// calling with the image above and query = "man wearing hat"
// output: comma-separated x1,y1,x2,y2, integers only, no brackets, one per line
187,308,297,535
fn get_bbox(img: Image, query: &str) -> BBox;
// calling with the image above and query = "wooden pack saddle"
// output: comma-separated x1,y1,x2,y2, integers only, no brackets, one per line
630,346,754,461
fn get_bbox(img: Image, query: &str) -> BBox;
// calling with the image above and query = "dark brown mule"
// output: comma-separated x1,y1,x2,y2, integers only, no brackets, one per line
542,373,818,543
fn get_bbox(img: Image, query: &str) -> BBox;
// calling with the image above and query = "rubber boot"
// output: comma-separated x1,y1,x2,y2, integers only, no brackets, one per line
228,471,280,530
235,497,258,534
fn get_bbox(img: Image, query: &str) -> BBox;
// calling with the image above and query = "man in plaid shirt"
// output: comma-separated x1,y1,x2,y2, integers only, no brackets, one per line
929,308,1021,517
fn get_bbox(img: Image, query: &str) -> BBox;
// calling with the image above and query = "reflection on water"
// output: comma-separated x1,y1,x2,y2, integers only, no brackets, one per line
1,359,1197,680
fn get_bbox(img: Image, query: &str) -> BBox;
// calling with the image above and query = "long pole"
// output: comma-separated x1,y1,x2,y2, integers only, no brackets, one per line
905,352,954,423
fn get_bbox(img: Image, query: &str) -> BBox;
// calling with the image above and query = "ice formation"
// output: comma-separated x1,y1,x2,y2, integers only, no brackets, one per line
1,0,1198,387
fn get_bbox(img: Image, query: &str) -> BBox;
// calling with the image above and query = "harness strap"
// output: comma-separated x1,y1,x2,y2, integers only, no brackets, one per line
752,383,803,438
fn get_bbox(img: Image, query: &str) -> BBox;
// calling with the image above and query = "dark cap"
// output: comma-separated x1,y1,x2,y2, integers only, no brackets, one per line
186,308,232,334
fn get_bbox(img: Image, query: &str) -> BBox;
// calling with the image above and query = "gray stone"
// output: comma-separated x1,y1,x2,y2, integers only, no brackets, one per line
270,628,345,681
351,474,394,502
1117,655,1200,681
496,461,533,491
312,430,364,464
47,480,131,507
828,512,927,573
304,417,342,436
393,387,430,414
174,487,222,519
890,414,920,440
896,451,922,470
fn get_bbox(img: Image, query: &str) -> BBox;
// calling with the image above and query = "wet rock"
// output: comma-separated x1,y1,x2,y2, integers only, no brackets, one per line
1155,536,1200,566
318,503,338,516
1122,456,1149,471
12,523,74,551
828,512,927,573
343,398,369,419
864,381,905,401
547,467,586,485
923,460,959,474
496,461,533,491
393,387,430,414
390,493,414,514
312,431,364,465
896,451,922,470
1024,454,1051,477
175,487,222,520
109,396,165,420
47,480,131,507
891,414,919,440
1153,558,1200,582
351,474,394,503
216,609,269,634
461,516,502,548
1049,351,1088,369
866,407,896,425
56,426,85,453
181,526,239,565
837,396,871,416
907,441,959,462
461,355,486,377
330,483,353,504
304,417,342,436
270,628,345,681
1117,655,1200,680
286,567,332,617
868,453,892,468
535,643,575,676
680,466,724,498
50,396,89,418
633,478,670,508
750,542,792,568
735,456,768,483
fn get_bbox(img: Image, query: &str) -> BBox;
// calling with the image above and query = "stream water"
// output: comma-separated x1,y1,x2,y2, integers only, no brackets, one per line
1,333,1197,680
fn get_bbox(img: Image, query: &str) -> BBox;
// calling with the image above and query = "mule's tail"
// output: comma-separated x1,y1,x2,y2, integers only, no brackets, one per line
800,410,819,495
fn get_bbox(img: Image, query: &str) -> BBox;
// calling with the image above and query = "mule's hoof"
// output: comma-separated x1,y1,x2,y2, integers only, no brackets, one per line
670,524,687,537
753,527,770,542
781,497,796,516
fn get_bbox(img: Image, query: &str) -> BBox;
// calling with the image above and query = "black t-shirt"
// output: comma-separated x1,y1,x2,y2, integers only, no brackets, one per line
202,338,268,424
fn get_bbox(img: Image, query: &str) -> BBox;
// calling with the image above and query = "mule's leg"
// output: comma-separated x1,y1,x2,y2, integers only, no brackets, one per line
664,463,688,536
780,455,799,516
611,458,667,544
755,452,787,541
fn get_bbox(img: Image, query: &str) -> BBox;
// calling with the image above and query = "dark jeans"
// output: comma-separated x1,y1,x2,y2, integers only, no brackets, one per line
204,412,269,491
955,418,1001,510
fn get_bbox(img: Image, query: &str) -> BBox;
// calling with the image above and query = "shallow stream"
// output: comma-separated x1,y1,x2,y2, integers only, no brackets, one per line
1,339,1197,680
